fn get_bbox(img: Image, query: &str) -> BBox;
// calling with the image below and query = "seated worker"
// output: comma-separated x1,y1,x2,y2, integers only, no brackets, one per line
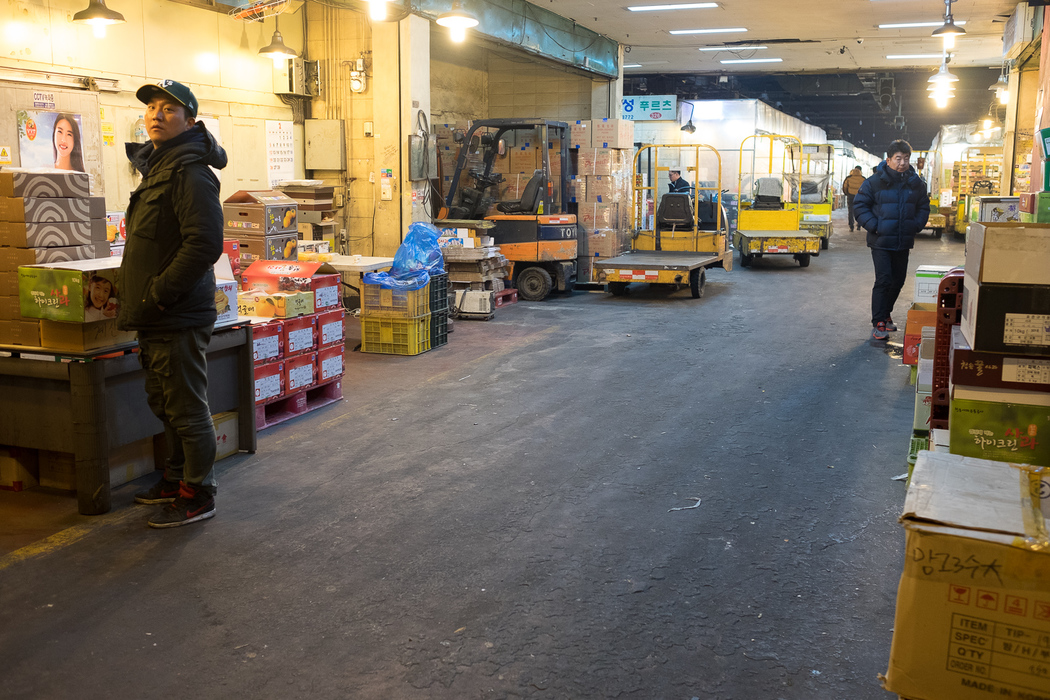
668,169,692,194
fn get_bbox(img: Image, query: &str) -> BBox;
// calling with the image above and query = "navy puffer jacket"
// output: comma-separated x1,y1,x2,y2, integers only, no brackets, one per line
852,161,930,251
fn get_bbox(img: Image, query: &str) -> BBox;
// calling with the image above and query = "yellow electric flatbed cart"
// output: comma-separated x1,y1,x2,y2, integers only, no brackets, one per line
785,142,834,250
593,143,731,298
734,134,820,268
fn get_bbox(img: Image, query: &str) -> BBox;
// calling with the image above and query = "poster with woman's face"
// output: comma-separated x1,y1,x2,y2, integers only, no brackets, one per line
16,110,86,172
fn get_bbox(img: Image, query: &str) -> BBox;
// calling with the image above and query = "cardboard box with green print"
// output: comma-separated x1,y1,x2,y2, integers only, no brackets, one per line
18,257,121,323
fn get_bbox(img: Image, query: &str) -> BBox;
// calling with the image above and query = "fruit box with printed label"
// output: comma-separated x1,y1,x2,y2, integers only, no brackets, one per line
951,325,1050,394
882,450,1050,700
316,344,344,383
949,385,1050,468
214,254,238,328
254,361,284,404
0,196,105,223
284,351,316,393
18,257,121,323
316,308,345,348
283,314,316,357
222,191,298,236
240,259,341,311
251,319,283,364
0,219,107,248
961,273,1050,357
39,319,136,352
237,291,313,319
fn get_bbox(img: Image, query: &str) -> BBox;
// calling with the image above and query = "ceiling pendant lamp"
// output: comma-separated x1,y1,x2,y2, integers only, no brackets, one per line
932,0,965,49
989,68,1009,105
680,101,696,134
259,17,297,65
928,59,959,85
368,0,387,21
72,0,125,37
437,1,479,43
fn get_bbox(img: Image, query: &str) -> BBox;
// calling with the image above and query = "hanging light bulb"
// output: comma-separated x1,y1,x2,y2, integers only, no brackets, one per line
259,17,298,65
928,60,959,85
369,0,387,21
72,0,125,37
437,1,479,43
989,70,1009,105
932,0,966,46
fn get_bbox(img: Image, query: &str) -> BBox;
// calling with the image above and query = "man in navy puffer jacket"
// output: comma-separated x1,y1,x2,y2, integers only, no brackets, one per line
852,140,929,341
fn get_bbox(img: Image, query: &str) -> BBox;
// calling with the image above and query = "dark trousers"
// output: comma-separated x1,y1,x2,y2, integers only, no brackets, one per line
846,194,856,229
138,326,217,494
870,248,909,327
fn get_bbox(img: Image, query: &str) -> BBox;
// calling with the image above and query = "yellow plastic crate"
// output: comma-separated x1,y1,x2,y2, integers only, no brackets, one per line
361,282,430,318
361,314,431,355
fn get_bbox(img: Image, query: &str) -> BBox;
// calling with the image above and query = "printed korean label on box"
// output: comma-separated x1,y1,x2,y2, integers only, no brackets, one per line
320,354,343,381
1003,314,1050,347
321,320,343,345
1002,357,1050,385
254,334,280,362
315,284,338,309
255,374,281,402
287,327,313,354
288,364,313,391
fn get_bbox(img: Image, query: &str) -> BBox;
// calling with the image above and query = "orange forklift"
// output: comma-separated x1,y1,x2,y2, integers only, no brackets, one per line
438,119,576,301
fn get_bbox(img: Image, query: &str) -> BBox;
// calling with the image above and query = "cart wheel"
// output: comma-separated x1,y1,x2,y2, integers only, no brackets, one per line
796,254,811,268
608,282,628,296
740,251,753,268
820,236,829,250
516,266,552,301
689,268,705,299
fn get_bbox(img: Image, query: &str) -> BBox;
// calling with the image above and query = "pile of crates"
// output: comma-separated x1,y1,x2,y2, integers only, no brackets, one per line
359,272,451,355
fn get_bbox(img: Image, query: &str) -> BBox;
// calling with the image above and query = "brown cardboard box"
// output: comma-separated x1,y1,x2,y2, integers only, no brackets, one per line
213,412,240,461
0,319,41,346
0,169,91,198
577,148,621,176
223,191,298,236
0,219,107,248
0,196,105,223
570,120,590,149
903,302,938,366
0,243,109,271
0,274,16,297
590,118,634,149
38,318,136,352
0,294,20,320
951,325,1050,393
882,450,1050,700
579,202,618,231
585,176,617,203
965,223,1050,286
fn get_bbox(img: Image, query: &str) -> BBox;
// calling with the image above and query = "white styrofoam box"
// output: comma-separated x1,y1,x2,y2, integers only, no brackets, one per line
913,265,955,304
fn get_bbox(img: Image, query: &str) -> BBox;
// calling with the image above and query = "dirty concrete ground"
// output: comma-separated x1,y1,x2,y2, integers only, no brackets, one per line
0,210,965,699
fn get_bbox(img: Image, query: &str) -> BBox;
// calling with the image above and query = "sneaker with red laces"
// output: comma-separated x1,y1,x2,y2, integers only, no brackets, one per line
871,322,889,341
884,317,898,332
134,479,181,505
148,482,215,529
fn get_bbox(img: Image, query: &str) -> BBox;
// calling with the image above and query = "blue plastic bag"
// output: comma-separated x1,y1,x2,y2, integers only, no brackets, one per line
391,221,445,275
362,268,430,291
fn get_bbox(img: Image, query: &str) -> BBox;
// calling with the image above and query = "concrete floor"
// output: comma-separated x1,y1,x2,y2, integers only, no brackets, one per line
0,210,965,699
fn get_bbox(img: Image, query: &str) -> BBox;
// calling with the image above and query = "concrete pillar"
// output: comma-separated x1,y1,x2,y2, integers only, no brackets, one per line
401,15,432,226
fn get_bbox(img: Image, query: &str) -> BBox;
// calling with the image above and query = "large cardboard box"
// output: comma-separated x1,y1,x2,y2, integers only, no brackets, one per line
590,118,634,149
949,384,1050,467
0,219,106,248
577,148,620,176
316,344,344,383
254,361,284,403
961,273,1050,357
233,232,298,262
952,325,1050,393
222,191,298,236
508,147,539,175
0,319,41,346
0,295,20,320
213,411,240,462
0,169,91,198
240,259,341,311
0,196,105,223
285,351,316,393
0,242,109,270
18,257,121,323
965,223,1050,286
569,120,590,149
914,264,957,304
585,175,617,203
251,319,284,363
316,308,345,348
237,290,313,319
579,202,618,231
39,318,136,352
903,303,938,365
283,314,316,357
882,451,1050,700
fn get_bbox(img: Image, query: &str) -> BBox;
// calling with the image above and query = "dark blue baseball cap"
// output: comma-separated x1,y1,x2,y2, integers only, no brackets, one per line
136,79,198,118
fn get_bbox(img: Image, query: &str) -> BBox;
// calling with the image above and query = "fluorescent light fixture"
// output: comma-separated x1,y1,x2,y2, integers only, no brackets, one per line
628,2,718,10
624,63,643,68
879,20,966,28
699,45,766,51
720,57,782,64
886,54,943,59
670,27,747,35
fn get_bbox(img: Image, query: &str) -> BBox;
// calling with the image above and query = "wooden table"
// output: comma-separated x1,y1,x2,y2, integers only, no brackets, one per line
0,324,256,515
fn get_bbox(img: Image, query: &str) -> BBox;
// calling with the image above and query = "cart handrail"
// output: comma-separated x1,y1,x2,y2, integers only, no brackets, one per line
736,133,803,228
630,143,724,245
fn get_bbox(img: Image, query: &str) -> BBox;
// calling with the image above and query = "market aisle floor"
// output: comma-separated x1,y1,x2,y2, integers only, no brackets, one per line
0,213,965,700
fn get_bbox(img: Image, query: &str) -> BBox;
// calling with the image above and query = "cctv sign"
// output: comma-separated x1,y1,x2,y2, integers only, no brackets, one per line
621,95,677,121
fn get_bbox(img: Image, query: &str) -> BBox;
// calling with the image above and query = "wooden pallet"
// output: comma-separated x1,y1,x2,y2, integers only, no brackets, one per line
256,377,343,430
494,289,518,307
456,311,495,321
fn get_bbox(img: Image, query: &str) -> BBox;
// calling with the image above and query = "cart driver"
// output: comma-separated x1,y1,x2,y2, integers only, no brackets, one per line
668,169,692,194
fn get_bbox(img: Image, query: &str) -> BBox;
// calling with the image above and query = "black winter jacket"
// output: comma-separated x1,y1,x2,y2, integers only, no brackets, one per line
852,161,930,251
118,123,227,331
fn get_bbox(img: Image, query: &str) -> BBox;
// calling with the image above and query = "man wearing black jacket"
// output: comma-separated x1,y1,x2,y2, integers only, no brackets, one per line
668,169,691,194
118,80,227,528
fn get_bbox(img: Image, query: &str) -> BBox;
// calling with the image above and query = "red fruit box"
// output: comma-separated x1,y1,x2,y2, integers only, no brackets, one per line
251,319,283,364
283,314,316,357
240,260,341,311
316,308,345,348
285,352,316,393
254,361,284,404
317,344,344,383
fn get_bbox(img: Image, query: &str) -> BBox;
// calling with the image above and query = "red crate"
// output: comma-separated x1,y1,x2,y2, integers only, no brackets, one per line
283,314,317,357
256,378,342,431
311,273,342,312
316,308,345,348
317,344,345,383
285,351,317,393
251,319,284,364
254,361,284,404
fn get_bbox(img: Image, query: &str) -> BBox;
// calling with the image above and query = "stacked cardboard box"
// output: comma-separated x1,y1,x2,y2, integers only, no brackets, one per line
241,260,345,403
434,121,471,199
279,183,337,252
0,169,113,348
947,223,1050,466
222,191,299,267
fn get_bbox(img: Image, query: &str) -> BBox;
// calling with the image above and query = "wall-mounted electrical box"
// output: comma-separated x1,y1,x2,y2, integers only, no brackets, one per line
274,57,320,97
305,119,346,170
408,134,438,181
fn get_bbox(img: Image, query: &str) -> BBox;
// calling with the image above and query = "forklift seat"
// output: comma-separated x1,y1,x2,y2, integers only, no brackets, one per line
753,177,784,210
497,170,544,214
656,193,693,228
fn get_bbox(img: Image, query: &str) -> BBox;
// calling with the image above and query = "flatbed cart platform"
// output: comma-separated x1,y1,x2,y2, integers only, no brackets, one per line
593,250,727,298
735,229,820,268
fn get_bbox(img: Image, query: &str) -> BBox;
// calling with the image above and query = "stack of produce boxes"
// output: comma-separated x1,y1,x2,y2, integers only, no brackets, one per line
359,278,431,356
222,191,299,268
279,183,337,251
947,222,1050,466
569,119,635,283
0,169,117,349
434,121,472,200
239,260,345,423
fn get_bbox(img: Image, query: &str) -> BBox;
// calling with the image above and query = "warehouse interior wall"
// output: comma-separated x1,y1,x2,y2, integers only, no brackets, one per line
0,0,302,211
487,56,593,121
430,34,490,126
